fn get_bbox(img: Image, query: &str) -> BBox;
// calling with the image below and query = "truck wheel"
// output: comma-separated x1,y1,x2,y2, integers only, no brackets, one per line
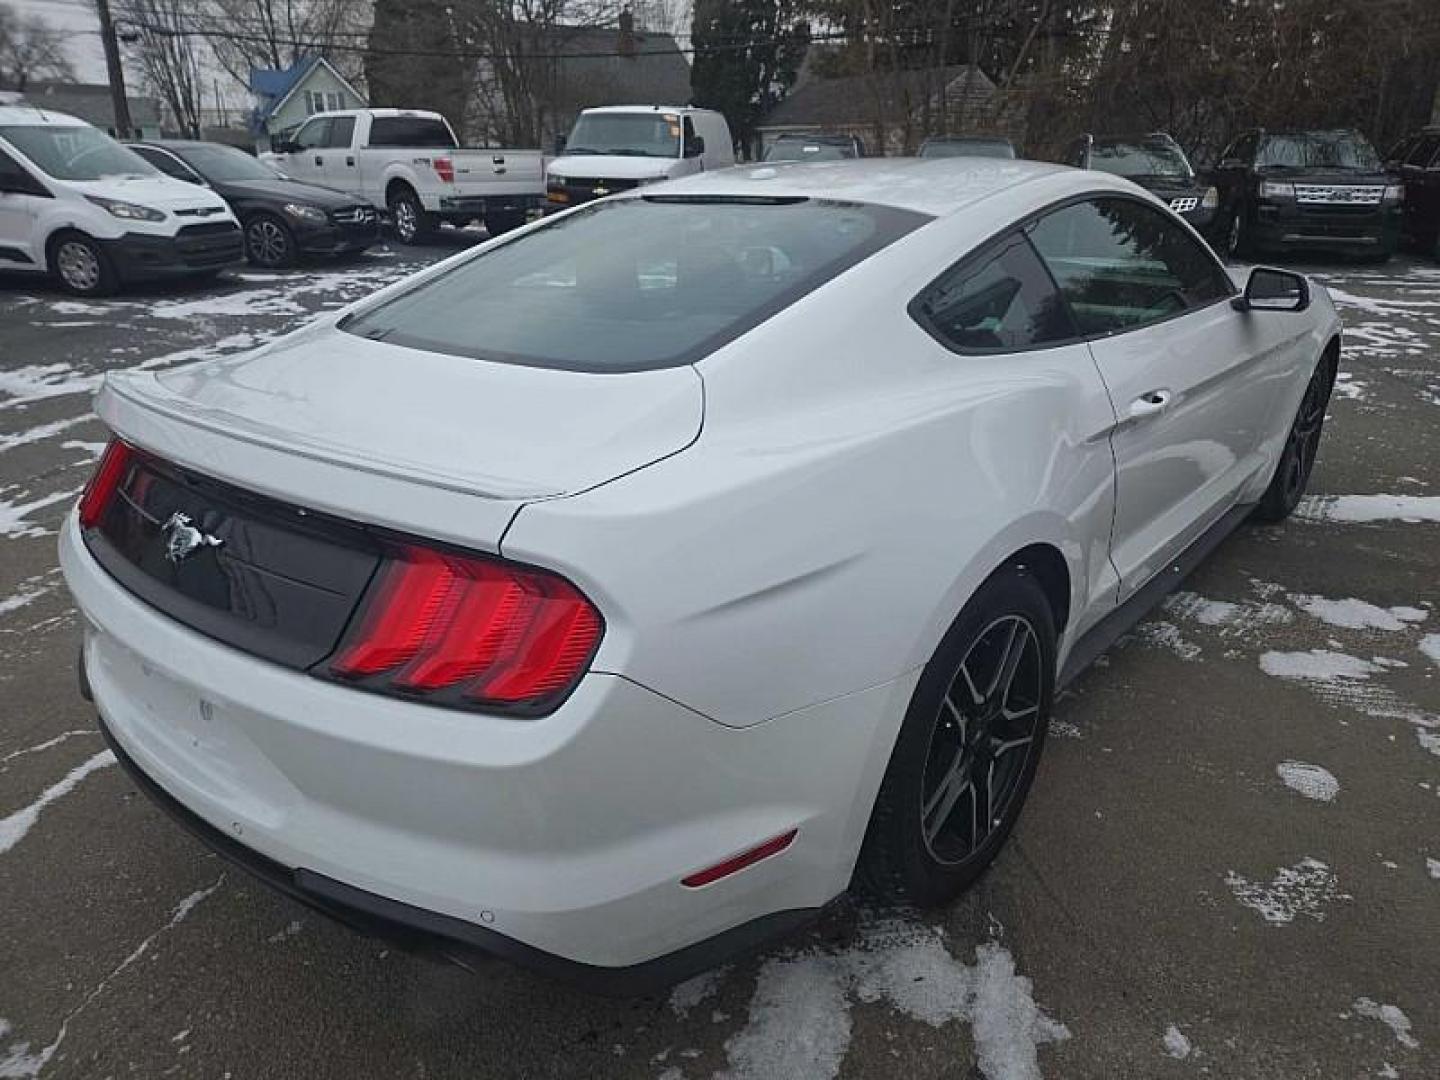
1225,209,1251,260
387,187,433,244
50,231,118,297
244,213,297,268
485,209,526,236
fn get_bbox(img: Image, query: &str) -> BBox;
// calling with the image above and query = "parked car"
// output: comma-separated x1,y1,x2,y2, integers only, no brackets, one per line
1384,126,1440,257
919,135,1016,159
63,158,1340,993
1064,133,1217,233
0,106,242,296
1212,128,1402,261
267,108,544,244
545,105,734,210
129,140,379,268
763,133,866,162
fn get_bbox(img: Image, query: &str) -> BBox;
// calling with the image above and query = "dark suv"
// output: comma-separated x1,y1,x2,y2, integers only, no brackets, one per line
1385,126,1440,257
1064,133,1216,233
1212,129,1401,261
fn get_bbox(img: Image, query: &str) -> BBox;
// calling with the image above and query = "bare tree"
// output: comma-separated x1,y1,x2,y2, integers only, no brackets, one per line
117,0,205,135
0,3,73,91
207,0,366,87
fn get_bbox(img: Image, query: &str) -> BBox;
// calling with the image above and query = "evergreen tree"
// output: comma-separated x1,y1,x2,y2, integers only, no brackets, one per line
691,0,810,156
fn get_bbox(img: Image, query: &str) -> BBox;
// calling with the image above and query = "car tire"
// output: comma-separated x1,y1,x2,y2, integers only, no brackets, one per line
856,567,1054,907
1252,348,1338,524
49,231,117,297
387,186,433,245
244,213,297,268
485,209,526,236
1225,208,1251,260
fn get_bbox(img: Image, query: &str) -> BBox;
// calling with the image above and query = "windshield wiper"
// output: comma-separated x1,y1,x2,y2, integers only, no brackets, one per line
563,147,602,155
603,148,661,157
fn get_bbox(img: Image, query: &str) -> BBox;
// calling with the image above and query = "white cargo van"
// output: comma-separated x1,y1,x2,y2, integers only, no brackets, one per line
0,106,243,296
545,106,734,210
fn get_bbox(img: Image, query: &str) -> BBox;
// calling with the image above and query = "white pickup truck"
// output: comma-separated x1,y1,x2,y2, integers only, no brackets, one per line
270,108,544,242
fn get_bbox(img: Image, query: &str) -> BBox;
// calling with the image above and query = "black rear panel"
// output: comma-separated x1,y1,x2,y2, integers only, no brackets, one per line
85,452,381,669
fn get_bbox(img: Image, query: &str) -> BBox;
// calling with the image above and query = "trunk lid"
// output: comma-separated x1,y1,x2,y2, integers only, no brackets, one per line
97,324,703,549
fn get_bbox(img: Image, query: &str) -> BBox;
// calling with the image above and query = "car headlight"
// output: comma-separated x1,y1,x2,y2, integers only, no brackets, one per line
1382,183,1404,206
84,195,166,222
282,202,328,223
1201,186,1219,209
1259,181,1295,200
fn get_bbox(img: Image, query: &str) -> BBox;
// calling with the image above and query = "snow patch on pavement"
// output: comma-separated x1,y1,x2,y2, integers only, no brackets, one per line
1276,761,1340,802
0,750,116,855
1420,635,1440,669
1296,494,1440,524
1289,595,1428,632
718,920,1067,1080
1260,649,1383,683
1165,591,1292,638
1132,620,1201,660
0,486,80,540
1162,1024,1192,1059
1426,858,1440,880
0,415,90,454
1352,998,1420,1049
0,730,97,768
670,966,728,1017
0,571,60,617
1224,857,1348,925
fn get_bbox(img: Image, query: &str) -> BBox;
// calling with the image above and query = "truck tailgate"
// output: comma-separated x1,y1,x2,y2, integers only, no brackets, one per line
448,149,545,197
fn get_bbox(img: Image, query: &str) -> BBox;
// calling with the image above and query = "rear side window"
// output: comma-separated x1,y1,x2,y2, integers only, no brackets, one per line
1028,197,1233,336
342,197,928,372
368,117,456,148
326,117,356,148
912,232,1074,352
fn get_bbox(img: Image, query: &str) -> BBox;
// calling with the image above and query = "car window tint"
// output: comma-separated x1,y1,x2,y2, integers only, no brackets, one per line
368,117,455,148
1028,197,1233,336
327,117,356,148
294,119,331,150
341,197,928,372
914,232,1074,352
134,147,196,181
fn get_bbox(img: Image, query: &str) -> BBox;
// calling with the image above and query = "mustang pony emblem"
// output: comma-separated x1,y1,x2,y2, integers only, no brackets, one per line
162,512,222,564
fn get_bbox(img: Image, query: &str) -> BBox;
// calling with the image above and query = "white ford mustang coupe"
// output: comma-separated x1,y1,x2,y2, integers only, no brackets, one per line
61,158,1341,992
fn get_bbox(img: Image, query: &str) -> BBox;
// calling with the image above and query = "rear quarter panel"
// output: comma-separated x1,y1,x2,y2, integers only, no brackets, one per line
501,192,1121,727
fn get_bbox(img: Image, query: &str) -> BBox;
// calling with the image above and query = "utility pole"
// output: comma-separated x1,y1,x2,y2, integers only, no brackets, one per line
94,0,134,139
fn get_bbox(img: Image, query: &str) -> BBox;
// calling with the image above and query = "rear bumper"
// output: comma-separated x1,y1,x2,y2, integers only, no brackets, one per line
95,708,817,995
101,226,244,282
60,513,906,985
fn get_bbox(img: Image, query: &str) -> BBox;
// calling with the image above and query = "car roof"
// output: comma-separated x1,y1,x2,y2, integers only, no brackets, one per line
0,105,89,128
643,157,1125,218
582,105,709,115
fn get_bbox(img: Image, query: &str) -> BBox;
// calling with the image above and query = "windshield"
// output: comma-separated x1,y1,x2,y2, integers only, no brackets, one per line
1257,133,1381,171
1088,142,1192,179
763,140,857,162
342,197,927,371
0,123,156,181
174,144,281,183
920,139,1015,159
565,113,682,158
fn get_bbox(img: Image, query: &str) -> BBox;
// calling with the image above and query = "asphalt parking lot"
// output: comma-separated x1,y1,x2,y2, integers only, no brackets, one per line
1,239,1437,1080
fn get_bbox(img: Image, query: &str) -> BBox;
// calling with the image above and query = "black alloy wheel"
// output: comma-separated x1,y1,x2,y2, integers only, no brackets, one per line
858,568,1055,906
1253,350,1337,523
245,214,296,268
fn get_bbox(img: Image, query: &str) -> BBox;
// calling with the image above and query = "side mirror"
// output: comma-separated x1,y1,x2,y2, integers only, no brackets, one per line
272,139,298,155
684,135,705,158
553,134,567,154
1233,267,1310,313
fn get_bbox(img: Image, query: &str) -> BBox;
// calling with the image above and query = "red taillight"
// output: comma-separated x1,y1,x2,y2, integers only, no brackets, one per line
78,438,135,528
681,830,798,888
433,157,455,183
327,544,602,713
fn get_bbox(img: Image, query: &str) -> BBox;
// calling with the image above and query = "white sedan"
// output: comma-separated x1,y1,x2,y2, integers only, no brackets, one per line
61,158,1341,993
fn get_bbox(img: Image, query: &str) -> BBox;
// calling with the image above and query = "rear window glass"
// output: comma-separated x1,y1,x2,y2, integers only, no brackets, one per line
342,197,928,372
367,117,455,148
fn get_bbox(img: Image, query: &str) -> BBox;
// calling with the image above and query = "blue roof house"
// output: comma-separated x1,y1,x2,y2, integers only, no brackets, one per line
249,57,366,151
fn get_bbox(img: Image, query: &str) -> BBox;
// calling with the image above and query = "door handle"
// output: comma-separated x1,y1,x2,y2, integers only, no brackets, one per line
313,155,323,166
1129,389,1173,419
346,156,355,167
